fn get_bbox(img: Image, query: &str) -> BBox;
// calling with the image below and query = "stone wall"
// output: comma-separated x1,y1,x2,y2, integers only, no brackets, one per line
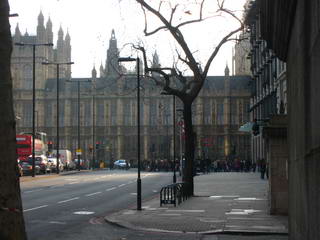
286,1,320,239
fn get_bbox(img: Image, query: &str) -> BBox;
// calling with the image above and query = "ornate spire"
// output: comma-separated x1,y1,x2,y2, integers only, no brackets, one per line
58,25,64,39
46,16,52,30
65,29,71,43
111,29,116,40
224,63,230,76
38,10,44,25
152,50,160,67
15,23,21,36
92,65,97,78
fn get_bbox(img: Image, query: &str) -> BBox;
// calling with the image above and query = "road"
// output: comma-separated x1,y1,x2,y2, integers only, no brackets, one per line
21,169,185,240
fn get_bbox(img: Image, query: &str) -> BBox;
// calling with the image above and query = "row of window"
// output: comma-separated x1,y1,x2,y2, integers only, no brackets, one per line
18,98,250,127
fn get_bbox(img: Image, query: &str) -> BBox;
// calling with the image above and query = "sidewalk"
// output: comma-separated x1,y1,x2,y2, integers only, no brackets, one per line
105,172,288,236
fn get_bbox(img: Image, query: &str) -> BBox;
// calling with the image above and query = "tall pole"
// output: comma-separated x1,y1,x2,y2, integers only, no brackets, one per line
173,95,176,183
77,81,81,171
42,61,73,173
56,64,60,173
15,42,53,177
92,95,95,169
32,45,36,177
137,57,141,211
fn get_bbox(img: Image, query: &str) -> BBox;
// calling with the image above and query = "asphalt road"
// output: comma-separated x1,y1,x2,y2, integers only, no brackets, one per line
21,169,176,240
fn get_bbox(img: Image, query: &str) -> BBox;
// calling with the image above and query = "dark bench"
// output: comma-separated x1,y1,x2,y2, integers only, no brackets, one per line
160,182,187,207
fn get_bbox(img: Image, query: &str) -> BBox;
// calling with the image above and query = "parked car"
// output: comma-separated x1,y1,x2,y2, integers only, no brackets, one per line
27,155,50,174
20,161,41,175
47,157,64,173
113,159,130,170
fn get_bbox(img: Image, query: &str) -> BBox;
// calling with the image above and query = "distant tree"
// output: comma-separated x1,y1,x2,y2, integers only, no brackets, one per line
0,1,27,239
121,0,244,196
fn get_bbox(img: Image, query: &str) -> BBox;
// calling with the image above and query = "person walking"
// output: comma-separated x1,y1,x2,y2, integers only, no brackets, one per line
260,159,266,179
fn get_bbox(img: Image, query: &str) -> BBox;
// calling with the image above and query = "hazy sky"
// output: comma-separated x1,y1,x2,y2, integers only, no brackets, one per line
8,0,247,78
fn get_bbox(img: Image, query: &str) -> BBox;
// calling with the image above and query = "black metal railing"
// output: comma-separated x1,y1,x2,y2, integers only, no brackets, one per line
160,182,187,207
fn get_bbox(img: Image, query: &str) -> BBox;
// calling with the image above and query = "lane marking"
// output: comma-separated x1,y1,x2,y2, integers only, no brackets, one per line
118,184,126,187
106,187,116,191
49,221,66,225
24,189,43,194
58,197,79,204
74,211,95,215
24,205,48,212
130,193,137,195
68,182,79,185
86,192,102,197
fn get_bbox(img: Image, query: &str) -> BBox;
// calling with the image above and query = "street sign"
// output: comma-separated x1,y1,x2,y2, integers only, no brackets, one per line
76,149,82,155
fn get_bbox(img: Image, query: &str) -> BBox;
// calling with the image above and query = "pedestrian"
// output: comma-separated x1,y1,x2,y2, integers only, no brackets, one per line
260,159,266,179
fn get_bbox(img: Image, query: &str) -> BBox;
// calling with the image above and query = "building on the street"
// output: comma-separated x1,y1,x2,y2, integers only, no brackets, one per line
12,12,251,169
245,0,289,215
244,1,320,239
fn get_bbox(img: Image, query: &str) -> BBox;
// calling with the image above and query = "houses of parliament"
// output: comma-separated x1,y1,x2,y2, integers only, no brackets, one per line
11,12,251,167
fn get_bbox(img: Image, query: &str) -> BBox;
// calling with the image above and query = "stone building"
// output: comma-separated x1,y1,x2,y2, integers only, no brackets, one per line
245,1,320,239
245,0,289,215
12,12,251,168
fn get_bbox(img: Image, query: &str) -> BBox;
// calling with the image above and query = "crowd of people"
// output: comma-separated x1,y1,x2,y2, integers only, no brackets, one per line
139,157,269,179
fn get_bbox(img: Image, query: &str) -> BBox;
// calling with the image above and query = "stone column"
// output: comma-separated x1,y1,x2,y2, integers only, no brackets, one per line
263,115,288,215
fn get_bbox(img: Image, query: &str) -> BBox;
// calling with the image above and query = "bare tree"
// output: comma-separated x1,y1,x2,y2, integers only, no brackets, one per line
122,0,244,196
0,1,27,239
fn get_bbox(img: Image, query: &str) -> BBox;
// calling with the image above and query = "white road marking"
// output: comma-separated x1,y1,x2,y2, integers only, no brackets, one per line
24,205,48,212
130,193,137,195
106,187,116,191
58,197,79,204
68,182,79,185
49,221,66,225
73,211,95,215
118,184,126,187
166,209,205,213
24,189,43,193
86,192,102,197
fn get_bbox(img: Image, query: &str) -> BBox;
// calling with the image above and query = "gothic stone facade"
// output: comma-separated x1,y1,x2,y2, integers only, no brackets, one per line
12,13,251,167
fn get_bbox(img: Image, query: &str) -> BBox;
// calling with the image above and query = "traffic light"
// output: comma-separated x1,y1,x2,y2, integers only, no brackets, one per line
96,142,100,149
48,141,53,152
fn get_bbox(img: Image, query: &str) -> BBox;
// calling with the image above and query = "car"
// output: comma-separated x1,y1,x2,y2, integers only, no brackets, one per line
27,155,50,174
113,159,130,170
47,157,64,173
20,161,41,175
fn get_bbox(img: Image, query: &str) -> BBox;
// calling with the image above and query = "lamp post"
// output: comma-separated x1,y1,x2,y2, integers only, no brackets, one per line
42,61,74,173
118,56,141,210
66,79,91,171
161,92,177,183
15,42,53,177
83,90,104,170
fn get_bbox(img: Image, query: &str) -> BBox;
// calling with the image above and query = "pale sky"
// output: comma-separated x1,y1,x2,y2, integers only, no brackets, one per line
8,0,247,78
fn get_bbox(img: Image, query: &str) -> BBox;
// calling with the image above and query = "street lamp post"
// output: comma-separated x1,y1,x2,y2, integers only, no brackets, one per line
83,90,104,170
66,79,91,171
15,42,53,177
161,92,177,183
42,61,74,173
118,56,141,210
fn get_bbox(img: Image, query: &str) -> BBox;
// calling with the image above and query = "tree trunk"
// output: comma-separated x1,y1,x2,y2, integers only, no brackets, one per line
182,101,195,196
0,1,28,239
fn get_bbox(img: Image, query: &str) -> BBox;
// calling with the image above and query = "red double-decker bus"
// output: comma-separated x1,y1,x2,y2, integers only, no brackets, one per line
16,132,48,161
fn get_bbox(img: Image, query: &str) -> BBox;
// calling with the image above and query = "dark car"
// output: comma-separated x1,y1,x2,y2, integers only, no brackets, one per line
20,161,41,175
27,155,50,174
